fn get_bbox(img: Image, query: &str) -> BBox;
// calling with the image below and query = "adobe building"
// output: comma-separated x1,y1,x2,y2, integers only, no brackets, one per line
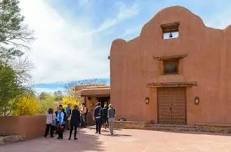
110,6,231,125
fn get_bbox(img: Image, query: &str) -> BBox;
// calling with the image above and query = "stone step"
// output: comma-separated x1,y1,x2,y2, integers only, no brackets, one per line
0,135,24,145
145,124,193,128
145,124,198,132
144,124,231,134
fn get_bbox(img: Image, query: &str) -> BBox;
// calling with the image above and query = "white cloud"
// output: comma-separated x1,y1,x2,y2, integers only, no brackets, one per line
121,26,142,40
18,0,140,85
93,2,140,33
19,0,109,84
18,0,231,88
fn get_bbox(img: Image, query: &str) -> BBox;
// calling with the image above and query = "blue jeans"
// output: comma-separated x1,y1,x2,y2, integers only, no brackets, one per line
108,118,115,135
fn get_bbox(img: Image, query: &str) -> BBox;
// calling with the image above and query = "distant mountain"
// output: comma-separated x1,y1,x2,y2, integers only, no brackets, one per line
32,78,110,93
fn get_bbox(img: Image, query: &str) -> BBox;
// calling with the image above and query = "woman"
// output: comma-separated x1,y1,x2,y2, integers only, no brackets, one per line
69,105,81,140
80,103,88,127
44,108,55,138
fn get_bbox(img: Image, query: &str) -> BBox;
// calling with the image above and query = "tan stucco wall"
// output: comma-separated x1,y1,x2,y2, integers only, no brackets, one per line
85,96,98,125
110,6,231,125
0,115,46,139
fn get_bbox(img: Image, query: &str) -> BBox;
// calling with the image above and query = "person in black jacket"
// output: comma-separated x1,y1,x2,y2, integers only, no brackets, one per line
94,102,103,134
102,104,108,129
68,105,81,140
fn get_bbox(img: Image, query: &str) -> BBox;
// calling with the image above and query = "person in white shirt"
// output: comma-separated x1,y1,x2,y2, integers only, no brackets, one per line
44,108,56,138
80,103,88,127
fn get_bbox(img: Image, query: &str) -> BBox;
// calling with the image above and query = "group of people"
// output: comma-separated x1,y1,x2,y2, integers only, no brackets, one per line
44,102,116,140
44,103,88,140
94,102,116,135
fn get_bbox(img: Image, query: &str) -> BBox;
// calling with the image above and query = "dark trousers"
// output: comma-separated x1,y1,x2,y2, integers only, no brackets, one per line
69,125,78,139
57,125,64,139
66,120,70,130
44,124,54,137
96,118,102,134
84,114,87,126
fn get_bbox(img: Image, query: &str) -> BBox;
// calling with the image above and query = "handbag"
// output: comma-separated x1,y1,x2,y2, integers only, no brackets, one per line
57,124,64,132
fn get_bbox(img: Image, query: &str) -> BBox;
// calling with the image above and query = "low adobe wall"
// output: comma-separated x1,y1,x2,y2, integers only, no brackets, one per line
0,115,46,139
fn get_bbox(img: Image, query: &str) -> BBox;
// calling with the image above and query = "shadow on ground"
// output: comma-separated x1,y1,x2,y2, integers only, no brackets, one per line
0,129,105,152
75,129,104,151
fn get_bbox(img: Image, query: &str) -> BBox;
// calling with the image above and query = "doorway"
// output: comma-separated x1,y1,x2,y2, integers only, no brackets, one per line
157,87,186,124
97,97,110,108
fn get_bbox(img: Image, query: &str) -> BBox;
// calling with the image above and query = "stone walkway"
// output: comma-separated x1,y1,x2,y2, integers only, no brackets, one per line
1,128,231,152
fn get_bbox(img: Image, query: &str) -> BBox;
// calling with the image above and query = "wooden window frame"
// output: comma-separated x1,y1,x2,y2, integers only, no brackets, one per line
163,58,179,75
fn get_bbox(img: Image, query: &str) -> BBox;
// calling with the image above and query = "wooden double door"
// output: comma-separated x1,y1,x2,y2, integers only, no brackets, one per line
157,87,186,124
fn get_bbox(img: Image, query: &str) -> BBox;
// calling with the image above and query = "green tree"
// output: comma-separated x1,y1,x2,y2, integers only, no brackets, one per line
38,92,56,114
54,90,63,101
39,92,50,100
0,0,33,116
0,0,33,63
0,63,24,116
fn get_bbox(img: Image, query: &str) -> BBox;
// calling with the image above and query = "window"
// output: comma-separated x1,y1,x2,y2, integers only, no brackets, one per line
161,22,179,40
163,59,179,74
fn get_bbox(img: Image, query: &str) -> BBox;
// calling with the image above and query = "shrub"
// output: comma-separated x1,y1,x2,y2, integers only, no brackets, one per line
12,93,40,116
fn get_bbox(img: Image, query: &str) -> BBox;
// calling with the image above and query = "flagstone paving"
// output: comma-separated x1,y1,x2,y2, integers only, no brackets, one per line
1,128,231,152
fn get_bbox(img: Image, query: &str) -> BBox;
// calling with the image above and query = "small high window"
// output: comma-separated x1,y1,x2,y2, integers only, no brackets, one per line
161,22,179,40
163,59,179,74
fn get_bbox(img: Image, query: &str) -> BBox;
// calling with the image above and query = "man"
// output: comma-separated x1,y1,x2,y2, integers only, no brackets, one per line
56,105,65,139
94,102,102,134
69,105,81,140
108,104,116,135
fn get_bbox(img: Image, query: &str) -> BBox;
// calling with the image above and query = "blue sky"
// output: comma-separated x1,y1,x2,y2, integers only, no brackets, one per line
18,0,231,91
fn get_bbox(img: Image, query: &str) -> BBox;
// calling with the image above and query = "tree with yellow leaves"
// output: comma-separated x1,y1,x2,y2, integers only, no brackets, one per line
12,93,40,116
61,96,80,109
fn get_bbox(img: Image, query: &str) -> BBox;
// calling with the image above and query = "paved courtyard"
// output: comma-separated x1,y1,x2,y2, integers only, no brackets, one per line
1,128,231,152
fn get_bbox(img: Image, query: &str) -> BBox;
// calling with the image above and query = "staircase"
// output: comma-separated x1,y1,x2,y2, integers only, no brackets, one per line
114,121,231,134
144,124,199,132
144,123,231,134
